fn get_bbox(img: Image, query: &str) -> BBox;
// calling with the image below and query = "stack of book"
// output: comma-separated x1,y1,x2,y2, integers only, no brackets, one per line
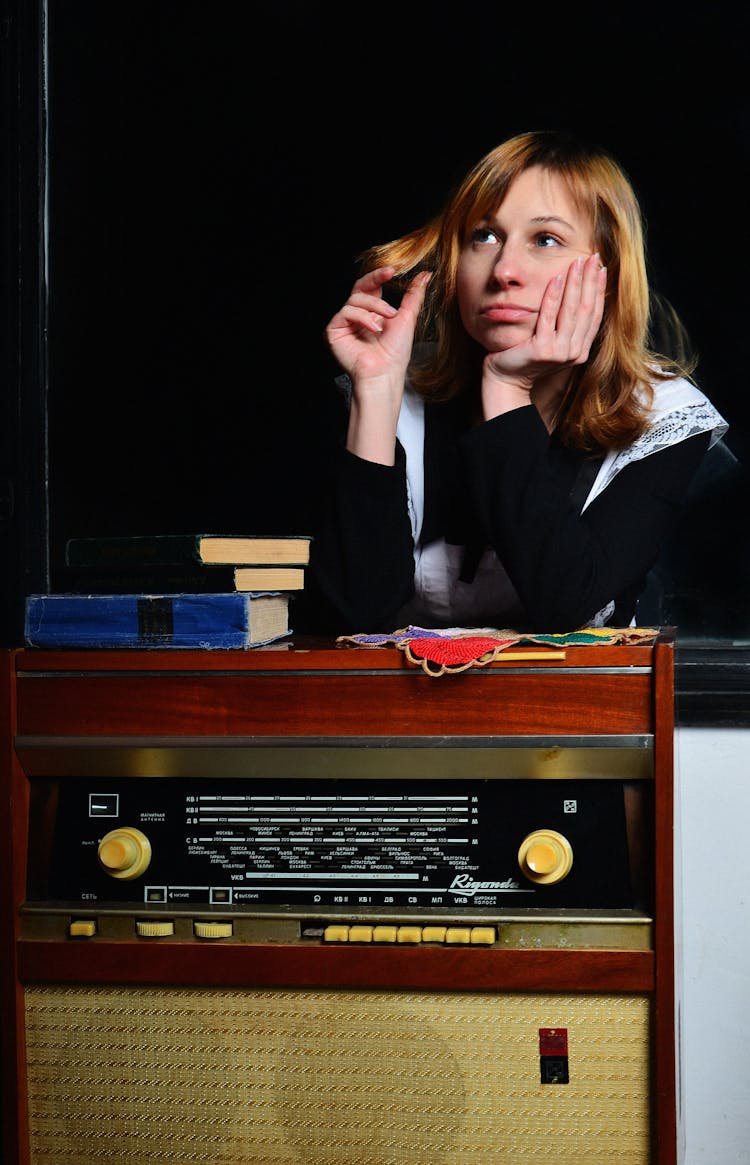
24,533,313,650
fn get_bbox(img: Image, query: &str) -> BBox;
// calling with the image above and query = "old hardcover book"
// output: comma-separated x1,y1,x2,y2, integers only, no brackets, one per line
233,566,305,591
24,592,290,649
64,534,312,567
61,564,239,595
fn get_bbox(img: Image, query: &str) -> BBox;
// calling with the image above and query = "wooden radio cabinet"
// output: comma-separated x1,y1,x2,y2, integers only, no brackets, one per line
1,637,679,1164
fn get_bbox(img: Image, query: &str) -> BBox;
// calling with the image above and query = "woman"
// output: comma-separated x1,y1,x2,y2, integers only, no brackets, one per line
304,130,727,634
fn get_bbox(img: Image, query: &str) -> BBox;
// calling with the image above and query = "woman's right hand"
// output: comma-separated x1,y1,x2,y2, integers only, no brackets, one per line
326,266,431,465
326,266,431,381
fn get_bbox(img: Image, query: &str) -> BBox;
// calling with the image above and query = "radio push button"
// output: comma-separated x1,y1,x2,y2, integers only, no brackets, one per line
469,927,496,945
396,927,422,944
323,925,350,942
421,926,448,943
69,919,97,938
445,927,472,944
97,827,152,880
518,829,573,885
372,926,398,943
348,926,374,943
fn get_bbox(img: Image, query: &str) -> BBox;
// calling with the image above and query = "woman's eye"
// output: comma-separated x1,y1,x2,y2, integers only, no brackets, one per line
470,226,499,246
535,232,562,248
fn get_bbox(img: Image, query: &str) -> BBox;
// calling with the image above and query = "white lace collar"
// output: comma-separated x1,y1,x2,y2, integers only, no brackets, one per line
582,377,729,510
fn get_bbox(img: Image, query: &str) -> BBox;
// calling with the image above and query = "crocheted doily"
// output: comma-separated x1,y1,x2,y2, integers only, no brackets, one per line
336,625,658,677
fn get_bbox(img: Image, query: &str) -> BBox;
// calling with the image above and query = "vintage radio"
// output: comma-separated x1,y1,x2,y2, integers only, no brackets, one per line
0,638,678,1164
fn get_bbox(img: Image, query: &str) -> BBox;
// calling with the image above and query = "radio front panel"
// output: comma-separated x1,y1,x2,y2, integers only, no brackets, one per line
20,734,655,956
28,774,640,913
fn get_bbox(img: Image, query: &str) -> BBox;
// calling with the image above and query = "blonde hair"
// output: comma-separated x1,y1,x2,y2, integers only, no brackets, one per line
359,131,695,450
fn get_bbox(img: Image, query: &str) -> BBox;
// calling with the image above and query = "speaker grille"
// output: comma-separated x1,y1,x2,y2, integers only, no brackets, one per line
25,985,651,1164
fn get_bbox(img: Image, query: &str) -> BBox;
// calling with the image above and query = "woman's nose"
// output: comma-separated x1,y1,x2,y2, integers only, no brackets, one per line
491,242,524,287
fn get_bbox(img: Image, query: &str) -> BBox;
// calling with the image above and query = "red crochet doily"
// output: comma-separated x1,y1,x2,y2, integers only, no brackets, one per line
400,635,518,675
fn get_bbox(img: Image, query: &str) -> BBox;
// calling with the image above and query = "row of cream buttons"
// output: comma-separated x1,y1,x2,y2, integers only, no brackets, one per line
68,920,232,939
323,925,496,945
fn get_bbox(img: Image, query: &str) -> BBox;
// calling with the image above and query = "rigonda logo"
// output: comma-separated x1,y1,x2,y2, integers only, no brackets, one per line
448,874,521,896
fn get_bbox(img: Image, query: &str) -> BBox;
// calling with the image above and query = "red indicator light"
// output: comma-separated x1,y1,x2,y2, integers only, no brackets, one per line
539,1027,568,1055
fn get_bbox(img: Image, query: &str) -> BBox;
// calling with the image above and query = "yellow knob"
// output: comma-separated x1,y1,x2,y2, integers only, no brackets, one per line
99,836,138,870
518,829,573,885
194,921,233,940
97,827,152,880
526,842,558,875
136,920,175,938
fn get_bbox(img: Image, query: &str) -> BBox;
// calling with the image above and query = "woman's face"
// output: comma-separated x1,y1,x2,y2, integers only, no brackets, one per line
456,165,597,352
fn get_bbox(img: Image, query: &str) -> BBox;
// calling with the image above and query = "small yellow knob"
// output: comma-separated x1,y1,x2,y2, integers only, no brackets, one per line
194,921,233,940
518,829,573,885
136,920,175,938
97,827,152,880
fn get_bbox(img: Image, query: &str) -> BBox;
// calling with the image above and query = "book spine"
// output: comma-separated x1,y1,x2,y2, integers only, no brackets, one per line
61,565,238,594
65,535,203,568
233,568,305,590
24,594,286,649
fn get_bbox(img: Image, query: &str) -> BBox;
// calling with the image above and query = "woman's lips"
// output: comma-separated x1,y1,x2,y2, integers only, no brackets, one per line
481,304,534,323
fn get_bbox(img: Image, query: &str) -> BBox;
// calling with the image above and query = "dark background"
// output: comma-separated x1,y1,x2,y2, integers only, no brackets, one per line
21,1,750,636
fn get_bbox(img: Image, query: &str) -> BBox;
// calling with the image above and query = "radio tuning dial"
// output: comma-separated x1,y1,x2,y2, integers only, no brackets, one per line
518,829,573,885
98,827,152,880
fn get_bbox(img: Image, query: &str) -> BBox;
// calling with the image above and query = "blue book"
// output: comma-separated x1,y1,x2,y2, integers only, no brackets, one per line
24,592,291,649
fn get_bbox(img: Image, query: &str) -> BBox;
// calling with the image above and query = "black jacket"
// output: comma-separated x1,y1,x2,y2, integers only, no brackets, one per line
300,392,711,635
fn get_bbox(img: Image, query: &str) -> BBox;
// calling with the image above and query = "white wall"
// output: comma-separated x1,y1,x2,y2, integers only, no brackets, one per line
676,728,750,1164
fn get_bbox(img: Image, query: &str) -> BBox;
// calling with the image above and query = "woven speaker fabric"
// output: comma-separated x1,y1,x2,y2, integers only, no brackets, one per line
25,985,652,1164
